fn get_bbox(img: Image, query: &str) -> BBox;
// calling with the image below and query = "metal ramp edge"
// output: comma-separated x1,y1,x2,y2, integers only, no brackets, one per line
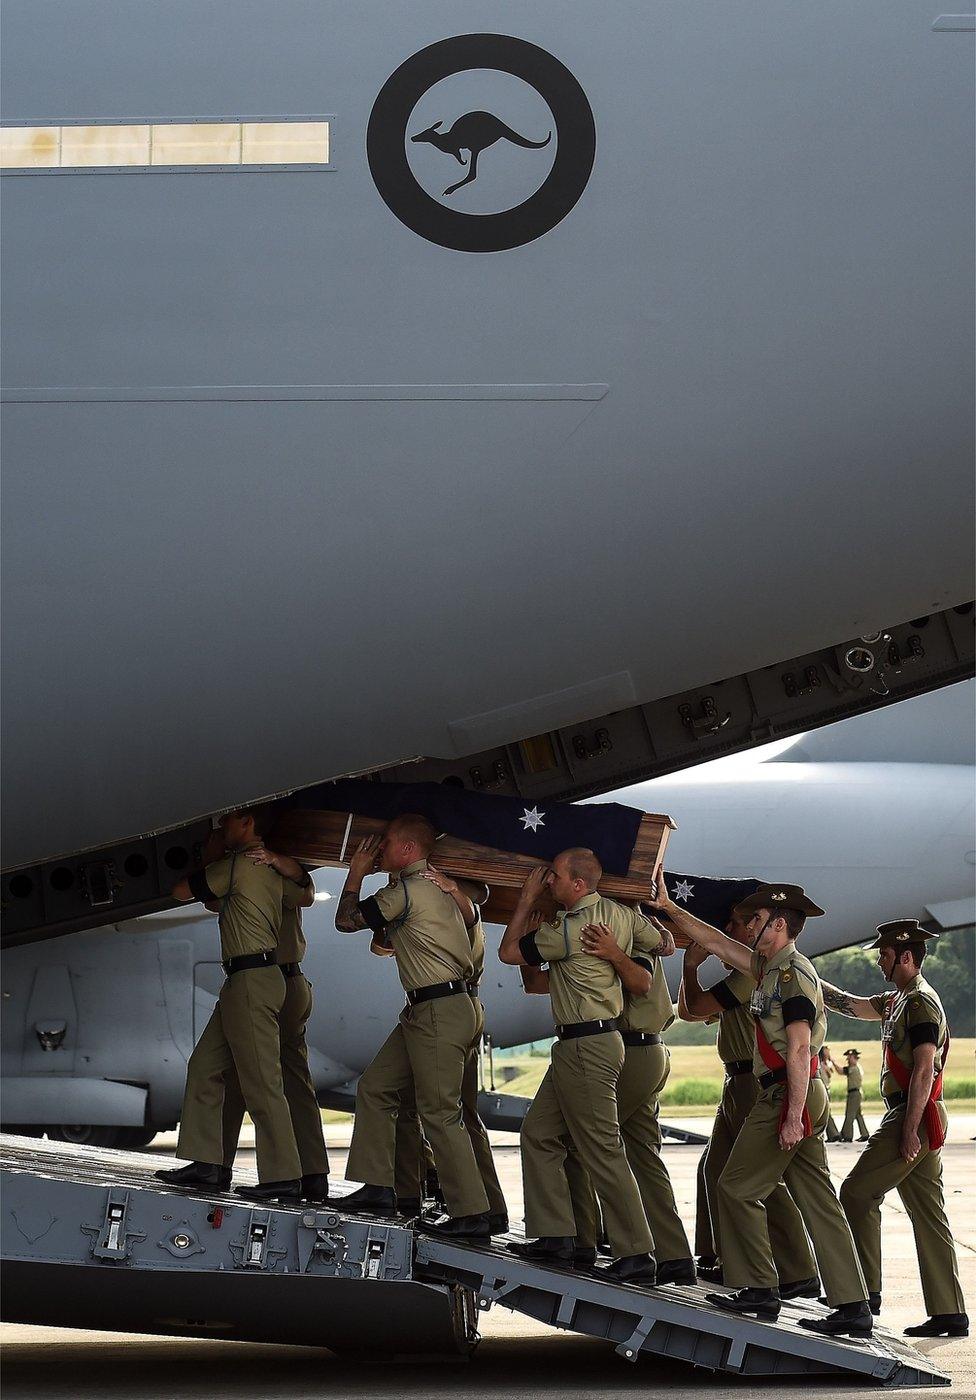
415,1235,951,1387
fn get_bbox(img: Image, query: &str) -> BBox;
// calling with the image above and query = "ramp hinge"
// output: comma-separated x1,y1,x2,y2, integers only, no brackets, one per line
82,1190,146,1263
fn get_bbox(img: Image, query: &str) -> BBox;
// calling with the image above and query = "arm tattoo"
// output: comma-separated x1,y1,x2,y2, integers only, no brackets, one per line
335,892,368,932
822,983,858,1018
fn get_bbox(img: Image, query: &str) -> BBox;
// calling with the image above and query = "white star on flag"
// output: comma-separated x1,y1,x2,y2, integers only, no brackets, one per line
673,879,695,903
520,806,546,833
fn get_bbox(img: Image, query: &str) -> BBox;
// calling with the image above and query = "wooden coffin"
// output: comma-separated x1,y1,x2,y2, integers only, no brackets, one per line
268,807,675,926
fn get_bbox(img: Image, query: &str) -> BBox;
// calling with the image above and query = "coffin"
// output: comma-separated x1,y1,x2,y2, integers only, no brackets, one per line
268,805,674,926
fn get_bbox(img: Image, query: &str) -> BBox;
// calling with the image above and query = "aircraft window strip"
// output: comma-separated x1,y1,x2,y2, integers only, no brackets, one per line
0,119,331,172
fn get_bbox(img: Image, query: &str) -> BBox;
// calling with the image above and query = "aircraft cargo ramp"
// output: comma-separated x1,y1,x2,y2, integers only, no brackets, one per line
0,1135,949,1386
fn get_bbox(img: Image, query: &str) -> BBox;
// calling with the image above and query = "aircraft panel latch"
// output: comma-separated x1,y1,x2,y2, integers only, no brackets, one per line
82,1189,146,1262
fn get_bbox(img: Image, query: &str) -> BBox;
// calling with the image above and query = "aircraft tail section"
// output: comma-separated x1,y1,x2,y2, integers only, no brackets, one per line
772,680,974,765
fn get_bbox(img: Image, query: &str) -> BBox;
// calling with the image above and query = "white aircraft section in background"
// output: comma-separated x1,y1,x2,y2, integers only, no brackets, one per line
2,685,970,1140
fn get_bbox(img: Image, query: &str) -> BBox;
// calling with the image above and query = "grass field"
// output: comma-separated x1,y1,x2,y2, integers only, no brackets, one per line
491,1039,976,1114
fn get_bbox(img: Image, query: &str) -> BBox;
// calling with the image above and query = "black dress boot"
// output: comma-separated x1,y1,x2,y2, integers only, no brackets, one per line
656,1258,698,1286
507,1236,574,1264
235,1179,301,1202
154,1162,231,1190
798,1300,873,1337
419,1212,491,1241
869,1292,882,1316
487,1213,510,1235
338,1184,397,1214
604,1254,657,1287
300,1173,333,1201
696,1261,724,1283
707,1288,781,1321
904,1314,969,1338
397,1196,422,1217
779,1275,821,1300
573,1246,598,1270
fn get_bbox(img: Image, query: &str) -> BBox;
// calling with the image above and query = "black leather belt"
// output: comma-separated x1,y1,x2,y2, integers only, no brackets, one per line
555,1018,619,1040
222,950,277,976
406,979,467,1005
725,1059,753,1077
759,1065,818,1091
466,981,480,996
280,962,302,978
884,1091,908,1109
622,1031,661,1047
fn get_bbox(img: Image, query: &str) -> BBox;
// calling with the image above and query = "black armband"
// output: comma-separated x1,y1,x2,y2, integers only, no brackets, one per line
908,1022,939,1048
358,896,388,936
711,977,743,1012
519,931,545,966
633,956,654,973
781,995,816,1027
187,868,217,903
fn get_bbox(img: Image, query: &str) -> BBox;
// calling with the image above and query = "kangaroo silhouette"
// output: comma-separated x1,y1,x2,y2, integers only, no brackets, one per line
411,111,552,197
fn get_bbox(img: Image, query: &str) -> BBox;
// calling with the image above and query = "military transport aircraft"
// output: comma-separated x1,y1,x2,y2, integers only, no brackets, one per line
1,2,973,953
3,683,970,1145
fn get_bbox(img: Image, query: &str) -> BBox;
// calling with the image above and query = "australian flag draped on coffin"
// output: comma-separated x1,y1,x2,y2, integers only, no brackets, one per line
653,872,762,938
269,780,675,913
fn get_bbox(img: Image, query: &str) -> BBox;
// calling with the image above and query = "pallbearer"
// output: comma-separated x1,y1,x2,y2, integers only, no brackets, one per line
334,815,490,1239
653,880,871,1336
570,916,695,1283
156,808,302,1199
679,903,818,1296
220,844,331,1199
823,921,968,1338
499,849,658,1286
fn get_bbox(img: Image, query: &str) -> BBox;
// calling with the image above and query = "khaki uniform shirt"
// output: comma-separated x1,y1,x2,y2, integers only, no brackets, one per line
844,1062,863,1092
714,969,757,1064
870,974,947,1100
619,920,674,1034
371,860,475,993
748,942,826,1078
817,1063,832,1090
276,875,311,964
202,853,283,961
527,893,660,1028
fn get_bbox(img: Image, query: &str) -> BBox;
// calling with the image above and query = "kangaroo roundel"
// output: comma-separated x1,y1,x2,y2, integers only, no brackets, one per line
367,34,596,252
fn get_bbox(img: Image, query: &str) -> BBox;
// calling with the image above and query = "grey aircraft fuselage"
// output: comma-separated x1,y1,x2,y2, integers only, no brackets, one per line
1,2,974,876
4,682,971,1139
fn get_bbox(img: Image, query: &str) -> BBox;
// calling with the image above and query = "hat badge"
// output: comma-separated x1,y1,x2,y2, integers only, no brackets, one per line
896,930,909,941
771,892,787,902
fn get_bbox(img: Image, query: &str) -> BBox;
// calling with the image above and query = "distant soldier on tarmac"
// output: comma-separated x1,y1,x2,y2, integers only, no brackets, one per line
822,921,968,1338
835,1048,870,1142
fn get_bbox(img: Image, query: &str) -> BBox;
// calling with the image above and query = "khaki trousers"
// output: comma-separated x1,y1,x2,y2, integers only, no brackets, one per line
698,1070,816,1282
221,973,329,1177
718,1077,867,1305
567,1043,691,1261
393,999,506,1216
346,994,489,1218
177,965,301,1183
840,1089,869,1141
521,1032,653,1259
839,1103,965,1317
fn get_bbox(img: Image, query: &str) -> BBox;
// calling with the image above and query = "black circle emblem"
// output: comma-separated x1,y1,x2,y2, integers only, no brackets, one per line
367,34,596,252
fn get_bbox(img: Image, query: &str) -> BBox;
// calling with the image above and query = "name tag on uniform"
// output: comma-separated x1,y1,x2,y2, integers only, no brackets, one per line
750,985,771,1017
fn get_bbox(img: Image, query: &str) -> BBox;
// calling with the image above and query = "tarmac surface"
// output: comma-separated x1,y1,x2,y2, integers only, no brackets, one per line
3,1115,974,1399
